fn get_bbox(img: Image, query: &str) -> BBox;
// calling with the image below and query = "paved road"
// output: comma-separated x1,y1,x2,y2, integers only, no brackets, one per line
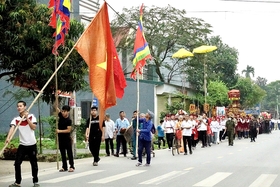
1,130,280,187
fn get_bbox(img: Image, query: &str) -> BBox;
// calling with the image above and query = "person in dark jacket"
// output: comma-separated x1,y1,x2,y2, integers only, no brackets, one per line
249,115,259,142
136,111,154,167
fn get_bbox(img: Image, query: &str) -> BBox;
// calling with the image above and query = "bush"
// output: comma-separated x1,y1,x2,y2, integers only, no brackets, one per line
41,116,87,141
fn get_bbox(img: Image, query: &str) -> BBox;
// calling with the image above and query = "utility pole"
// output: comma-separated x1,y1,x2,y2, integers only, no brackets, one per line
277,95,279,119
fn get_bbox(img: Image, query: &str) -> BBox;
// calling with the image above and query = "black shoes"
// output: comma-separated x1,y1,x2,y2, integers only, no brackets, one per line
114,154,119,157
131,157,137,160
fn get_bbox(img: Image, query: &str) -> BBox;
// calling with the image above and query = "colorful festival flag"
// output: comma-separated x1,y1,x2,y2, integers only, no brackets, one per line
130,4,152,80
48,0,71,55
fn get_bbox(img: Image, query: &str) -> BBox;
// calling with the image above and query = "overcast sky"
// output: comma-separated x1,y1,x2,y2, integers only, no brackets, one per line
105,0,280,83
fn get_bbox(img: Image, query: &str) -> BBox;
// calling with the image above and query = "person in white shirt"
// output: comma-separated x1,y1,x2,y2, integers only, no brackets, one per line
104,114,115,156
219,116,227,141
197,113,208,148
5,101,40,187
163,115,175,150
210,117,220,144
182,115,193,155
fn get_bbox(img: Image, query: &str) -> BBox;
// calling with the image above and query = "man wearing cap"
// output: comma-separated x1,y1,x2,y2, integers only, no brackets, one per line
224,113,235,146
136,112,154,166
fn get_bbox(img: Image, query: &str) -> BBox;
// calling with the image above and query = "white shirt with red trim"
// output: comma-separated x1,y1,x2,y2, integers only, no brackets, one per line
10,114,37,146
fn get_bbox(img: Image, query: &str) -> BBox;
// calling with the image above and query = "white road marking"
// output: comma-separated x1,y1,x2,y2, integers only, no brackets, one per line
1,169,58,183
41,170,104,183
89,170,146,184
193,172,232,187
249,174,277,187
184,167,194,171
140,171,184,185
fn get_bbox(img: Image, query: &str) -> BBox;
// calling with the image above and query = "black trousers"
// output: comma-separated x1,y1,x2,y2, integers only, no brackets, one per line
105,138,114,155
157,137,165,148
199,130,207,147
14,144,38,184
116,135,127,155
166,133,173,149
183,136,192,154
59,139,74,170
89,135,102,162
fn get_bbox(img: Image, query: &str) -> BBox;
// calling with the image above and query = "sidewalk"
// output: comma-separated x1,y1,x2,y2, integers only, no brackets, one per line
0,149,106,177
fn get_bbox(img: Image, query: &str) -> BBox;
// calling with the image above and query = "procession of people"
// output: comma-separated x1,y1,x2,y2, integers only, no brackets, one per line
94,108,273,168
5,101,273,187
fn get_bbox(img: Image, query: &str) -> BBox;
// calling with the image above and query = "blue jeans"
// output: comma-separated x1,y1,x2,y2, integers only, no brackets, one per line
138,139,151,164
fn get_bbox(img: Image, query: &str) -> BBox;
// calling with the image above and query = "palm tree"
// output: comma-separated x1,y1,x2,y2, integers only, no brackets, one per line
242,65,255,79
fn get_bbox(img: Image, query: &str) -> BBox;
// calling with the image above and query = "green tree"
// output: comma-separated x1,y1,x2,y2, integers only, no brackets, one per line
184,36,239,91
207,36,239,88
0,0,88,103
261,81,280,112
110,5,212,82
242,65,255,79
255,76,267,89
234,77,266,108
207,80,229,107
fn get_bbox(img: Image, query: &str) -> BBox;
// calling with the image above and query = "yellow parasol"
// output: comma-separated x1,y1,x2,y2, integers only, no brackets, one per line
192,45,217,108
193,45,217,54
172,48,194,58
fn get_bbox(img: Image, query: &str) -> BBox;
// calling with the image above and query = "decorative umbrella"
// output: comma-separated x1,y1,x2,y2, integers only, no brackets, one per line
193,45,217,54
192,45,217,108
172,48,194,58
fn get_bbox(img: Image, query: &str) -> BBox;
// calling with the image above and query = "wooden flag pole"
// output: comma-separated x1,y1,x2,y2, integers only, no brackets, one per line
135,71,140,158
55,54,60,170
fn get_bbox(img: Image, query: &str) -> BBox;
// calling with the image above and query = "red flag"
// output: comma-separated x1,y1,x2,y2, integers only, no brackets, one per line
112,44,127,99
74,2,125,129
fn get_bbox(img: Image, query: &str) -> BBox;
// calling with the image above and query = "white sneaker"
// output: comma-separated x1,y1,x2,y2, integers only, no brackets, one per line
93,162,98,166
136,162,142,167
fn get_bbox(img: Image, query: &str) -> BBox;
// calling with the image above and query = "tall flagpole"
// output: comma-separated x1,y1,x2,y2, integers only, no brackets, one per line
55,54,59,170
135,71,140,158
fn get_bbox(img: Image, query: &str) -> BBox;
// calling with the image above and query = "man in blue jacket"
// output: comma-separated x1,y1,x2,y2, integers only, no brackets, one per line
136,111,154,166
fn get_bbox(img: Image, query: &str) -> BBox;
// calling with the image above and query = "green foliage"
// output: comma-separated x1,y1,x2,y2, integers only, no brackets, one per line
185,36,239,91
234,77,266,108
160,101,184,119
255,76,267,90
41,115,87,141
207,80,229,107
0,0,88,103
261,80,280,111
111,5,212,82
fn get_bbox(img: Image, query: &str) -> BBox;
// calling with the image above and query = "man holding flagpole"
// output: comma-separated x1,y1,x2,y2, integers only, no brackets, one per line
130,3,152,165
